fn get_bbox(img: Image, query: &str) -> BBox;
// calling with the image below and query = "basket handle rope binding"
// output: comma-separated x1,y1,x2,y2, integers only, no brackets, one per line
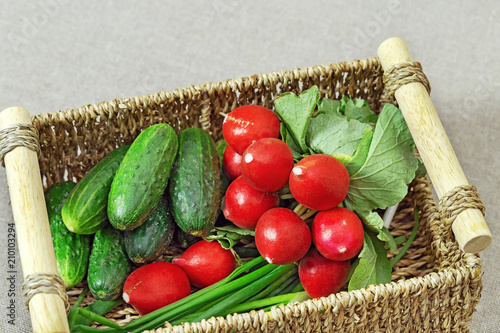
0,106,70,333
378,37,491,253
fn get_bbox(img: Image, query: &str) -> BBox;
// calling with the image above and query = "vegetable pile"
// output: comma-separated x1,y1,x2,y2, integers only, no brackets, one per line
45,85,424,332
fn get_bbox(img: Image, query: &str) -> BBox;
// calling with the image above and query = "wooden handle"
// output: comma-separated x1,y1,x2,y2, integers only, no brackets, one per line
377,37,492,253
0,107,69,332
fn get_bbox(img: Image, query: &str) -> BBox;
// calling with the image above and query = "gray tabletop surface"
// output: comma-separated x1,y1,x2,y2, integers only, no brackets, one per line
1,1,499,332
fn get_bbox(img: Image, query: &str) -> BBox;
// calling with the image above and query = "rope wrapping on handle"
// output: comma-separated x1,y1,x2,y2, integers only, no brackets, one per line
438,185,486,227
382,61,431,101
22,272,70,314
0,123,40,167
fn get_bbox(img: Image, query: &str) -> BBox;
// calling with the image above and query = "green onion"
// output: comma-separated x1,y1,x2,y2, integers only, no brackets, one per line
76,307,123,329
71,324,117,333
276,276,301,296
245,265,297,302
288,281,304,293
226,291,309,315
186,264,294,324
170,265,297,325
68,287,89,329
258,291,310,312
390,207,420,267
71,299,124,327
266,274,298,298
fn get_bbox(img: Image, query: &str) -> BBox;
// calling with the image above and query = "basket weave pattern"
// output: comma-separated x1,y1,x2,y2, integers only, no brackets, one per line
32,57,481,332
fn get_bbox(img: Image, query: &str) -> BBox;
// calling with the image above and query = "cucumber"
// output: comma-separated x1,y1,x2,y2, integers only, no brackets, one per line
108,123,178,231
123,198,175,264
45,181,91,289
46,181,75,218
88,227,130,301
169,127,222,237
61,145,130,234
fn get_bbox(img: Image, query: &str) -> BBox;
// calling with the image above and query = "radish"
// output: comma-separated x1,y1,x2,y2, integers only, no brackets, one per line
122,261,191,316
312,207,364,261
298,247,350,298
222,105,281,155
241,138,294,192
172,240,237,289
255,207,311,265
289,154,349,211
223,176,280,230
222,145,243,181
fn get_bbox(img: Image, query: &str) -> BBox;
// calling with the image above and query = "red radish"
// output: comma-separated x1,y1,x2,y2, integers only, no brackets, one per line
172,240,237,289
241,138,294,192
122,262,191,315
298,247,350,298
312,207,364,261
222,105,281,155
255,207,311,265
289,154,349,210
223,176,280,230
222,145,243,180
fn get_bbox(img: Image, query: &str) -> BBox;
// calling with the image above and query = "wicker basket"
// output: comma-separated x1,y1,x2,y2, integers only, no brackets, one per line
2,39,486,332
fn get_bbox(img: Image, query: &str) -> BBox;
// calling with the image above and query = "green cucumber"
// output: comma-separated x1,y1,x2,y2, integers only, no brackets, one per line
123,198,175,264
61,145,130,234
169,127,222,237
45,181,91,289
88,227,130,301
108,124,178,231
46,181,75,218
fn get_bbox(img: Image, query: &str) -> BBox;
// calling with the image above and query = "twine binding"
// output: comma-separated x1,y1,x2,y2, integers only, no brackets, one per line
383,61,431,100
22,272,70,314
438,185,486,227
0,123,40,167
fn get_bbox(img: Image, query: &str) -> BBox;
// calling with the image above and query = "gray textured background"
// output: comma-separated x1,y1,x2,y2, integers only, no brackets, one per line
1,1,499,332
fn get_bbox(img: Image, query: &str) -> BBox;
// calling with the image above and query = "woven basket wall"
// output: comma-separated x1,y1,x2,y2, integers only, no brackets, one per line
32,56,482,332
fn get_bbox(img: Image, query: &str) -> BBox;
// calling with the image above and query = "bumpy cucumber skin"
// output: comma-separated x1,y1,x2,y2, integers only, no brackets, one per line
123,198,175,264
108,124,178,231
169,127,222,237
46,181,75,218
45,181,91,289
88,227,130,301
61,145,130,234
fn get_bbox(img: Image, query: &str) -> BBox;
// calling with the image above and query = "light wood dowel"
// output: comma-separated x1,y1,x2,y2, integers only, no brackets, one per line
0,107,69,332
377,37,492,253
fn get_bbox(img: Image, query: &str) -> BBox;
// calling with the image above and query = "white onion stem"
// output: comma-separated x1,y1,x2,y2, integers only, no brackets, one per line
383,203,399,229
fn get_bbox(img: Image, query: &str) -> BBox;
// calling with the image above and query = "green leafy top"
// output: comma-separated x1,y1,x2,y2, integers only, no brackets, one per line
344,103,419,213
348,230,392,291
274,86,319,154
204,225,255,249
344,98,378,123
306,111,372,157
